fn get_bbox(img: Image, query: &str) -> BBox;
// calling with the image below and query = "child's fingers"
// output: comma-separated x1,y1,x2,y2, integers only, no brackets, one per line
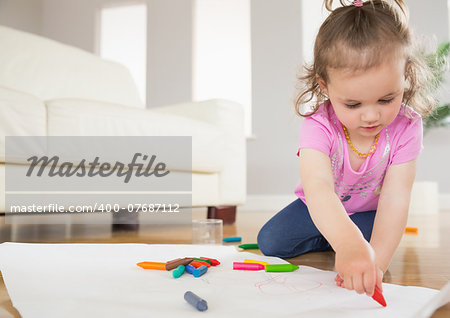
363,270,376,296
353,274,366,294
376,269,383,292
344,275,354,291
335,273,346,288
335,273,343,286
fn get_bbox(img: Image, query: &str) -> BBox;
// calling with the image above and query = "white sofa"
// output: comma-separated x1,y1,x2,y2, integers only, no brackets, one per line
0,26,246,221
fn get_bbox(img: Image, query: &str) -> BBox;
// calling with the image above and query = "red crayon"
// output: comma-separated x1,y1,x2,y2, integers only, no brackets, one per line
372,286,386,307
190,260,211,268
200,257,220,266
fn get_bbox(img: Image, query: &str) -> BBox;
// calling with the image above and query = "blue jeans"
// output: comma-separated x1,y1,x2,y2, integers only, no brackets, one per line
257,199,376,258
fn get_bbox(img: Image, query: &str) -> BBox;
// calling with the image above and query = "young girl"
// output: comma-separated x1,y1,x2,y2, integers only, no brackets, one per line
257,0,436,297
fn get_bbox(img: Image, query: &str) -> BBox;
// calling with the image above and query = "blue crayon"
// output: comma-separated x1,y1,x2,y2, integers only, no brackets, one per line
223,236,242,242
172,265,185,278
185,264,196,274
184,291,208,311
192,265,208,277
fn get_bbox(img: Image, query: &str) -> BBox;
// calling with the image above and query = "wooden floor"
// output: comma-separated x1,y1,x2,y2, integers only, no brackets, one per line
0,209,449,317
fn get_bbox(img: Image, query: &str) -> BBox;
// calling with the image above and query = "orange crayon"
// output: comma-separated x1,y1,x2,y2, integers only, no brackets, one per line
405,227,418,234
137,261,167,270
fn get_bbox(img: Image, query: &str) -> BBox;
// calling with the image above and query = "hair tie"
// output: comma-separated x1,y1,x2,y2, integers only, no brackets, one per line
352,0,363,7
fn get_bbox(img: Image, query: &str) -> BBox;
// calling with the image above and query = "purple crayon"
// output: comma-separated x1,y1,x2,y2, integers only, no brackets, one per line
233,262,265,271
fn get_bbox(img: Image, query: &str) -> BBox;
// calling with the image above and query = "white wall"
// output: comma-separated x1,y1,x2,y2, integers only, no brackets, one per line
248,0,302,195
147,0,193,107
0,0,42,34
41,0,95,52
408,0,450,195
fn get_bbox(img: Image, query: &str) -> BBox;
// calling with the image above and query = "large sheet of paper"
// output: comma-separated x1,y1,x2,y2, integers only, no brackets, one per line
0,242,446,317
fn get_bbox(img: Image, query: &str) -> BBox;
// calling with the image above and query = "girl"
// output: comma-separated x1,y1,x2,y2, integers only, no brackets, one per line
257,0,436,297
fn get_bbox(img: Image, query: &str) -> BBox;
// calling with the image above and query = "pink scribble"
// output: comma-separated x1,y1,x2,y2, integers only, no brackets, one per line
254,274,323,296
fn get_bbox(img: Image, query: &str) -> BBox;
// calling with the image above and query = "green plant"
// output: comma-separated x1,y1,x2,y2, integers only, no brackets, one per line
423,42,450,130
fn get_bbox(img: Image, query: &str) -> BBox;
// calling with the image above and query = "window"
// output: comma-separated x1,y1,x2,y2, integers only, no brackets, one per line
193,0,252,136
98,3,147,103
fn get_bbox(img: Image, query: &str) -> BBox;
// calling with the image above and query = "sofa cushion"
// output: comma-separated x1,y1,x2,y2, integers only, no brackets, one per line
46,98,226,173
0,86,46,163
0,26,143,109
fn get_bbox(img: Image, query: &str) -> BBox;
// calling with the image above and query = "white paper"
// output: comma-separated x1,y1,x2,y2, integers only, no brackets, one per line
0,242,445,318
414,281,450,318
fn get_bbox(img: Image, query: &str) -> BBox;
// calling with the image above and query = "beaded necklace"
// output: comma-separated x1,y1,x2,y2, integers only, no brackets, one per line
341,124,380,158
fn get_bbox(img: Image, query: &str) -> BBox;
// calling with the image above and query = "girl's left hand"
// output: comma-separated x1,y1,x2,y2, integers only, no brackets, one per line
335,268,384,291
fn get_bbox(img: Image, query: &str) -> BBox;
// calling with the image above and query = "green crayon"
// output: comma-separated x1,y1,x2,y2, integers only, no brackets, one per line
238,243,259,250
193,258,211,264
265,264,299,272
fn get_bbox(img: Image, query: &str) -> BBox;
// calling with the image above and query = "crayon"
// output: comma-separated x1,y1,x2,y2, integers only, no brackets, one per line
166,258,182,264
192,265,208,278
193,258,211,264
190,260,211,268
167,257,193,265
244,259,269,266
238,243,259,250
223,236,242,242
265,264,299,272
372,285,387,307
172,265,186,278
185,264,196,274
199,257,220,266
136,261,167,270
165,258,194,271
189,261,204,268
184,291,208,311
233,262,265,271
405,227,418,233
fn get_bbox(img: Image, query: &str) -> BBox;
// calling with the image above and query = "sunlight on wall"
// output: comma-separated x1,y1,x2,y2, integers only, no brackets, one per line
193,0,252,136
99,3,147,103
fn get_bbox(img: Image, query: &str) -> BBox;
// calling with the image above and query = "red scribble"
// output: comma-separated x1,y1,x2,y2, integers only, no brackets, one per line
254,274,323,295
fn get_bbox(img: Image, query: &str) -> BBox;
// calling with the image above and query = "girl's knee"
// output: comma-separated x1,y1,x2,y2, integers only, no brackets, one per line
257,225,284,257
257,225,297,258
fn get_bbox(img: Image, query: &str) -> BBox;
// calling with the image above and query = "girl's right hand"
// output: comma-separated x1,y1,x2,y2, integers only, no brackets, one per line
334,239,378,296
335,269,383,293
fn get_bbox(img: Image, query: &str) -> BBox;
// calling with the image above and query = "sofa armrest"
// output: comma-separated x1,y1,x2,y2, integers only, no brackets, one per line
153,99,247,205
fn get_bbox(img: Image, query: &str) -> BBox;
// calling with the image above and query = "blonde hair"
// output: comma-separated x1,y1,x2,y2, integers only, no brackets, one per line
295,0,435,118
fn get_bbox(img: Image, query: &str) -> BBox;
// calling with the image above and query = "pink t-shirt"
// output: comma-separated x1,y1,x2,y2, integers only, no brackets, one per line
295,100,423,214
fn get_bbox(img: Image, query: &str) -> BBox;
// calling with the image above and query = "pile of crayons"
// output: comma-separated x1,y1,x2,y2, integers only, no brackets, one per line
137,256,220,279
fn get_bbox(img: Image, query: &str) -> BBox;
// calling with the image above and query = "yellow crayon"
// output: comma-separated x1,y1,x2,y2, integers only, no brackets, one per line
244,259,270,266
